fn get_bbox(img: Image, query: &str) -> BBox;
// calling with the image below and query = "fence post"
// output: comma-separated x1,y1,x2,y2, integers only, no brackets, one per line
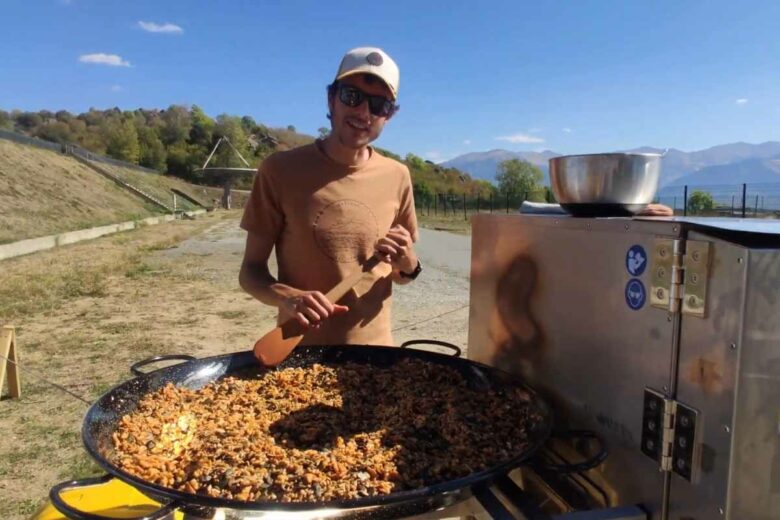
731,195,735,216
683,185,688,216
506,192,509,214
673,197,676,213
477,194,481,214
463,193,467,221
755,194,759,217
741,184,747,218
434,194,437,216
490,193,493,213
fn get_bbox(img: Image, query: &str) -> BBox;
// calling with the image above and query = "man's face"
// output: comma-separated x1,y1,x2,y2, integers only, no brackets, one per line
328,74,394,150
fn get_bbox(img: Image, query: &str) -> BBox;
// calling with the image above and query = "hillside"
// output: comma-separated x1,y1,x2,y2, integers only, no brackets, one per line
0,139,208,244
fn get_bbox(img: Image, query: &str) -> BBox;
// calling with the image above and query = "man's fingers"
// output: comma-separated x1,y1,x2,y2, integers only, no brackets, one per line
386,232,410,248
310,292,335,315
295,312,310,327
302,294,330,320
333,304,349,314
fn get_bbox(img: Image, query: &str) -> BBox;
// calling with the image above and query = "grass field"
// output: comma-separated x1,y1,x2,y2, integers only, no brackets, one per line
0,210,280,519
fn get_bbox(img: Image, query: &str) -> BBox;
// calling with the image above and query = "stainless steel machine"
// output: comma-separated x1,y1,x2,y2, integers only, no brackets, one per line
468,214,780,520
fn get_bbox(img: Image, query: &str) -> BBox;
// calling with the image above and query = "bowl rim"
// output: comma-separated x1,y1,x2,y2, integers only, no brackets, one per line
550,152,663,161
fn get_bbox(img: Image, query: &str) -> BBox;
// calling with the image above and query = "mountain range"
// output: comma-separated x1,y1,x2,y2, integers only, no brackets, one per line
442,142,780,188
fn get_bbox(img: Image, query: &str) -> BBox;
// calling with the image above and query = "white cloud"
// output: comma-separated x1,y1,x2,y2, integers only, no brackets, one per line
79,53,131,67
110,85,123,92
463,139,471,145
138,21,184,34
563,127,572,133
496,133,545,144
736,98,748,105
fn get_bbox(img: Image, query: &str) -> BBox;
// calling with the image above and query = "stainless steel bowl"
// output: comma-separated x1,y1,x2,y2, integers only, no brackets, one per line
549,152,662,217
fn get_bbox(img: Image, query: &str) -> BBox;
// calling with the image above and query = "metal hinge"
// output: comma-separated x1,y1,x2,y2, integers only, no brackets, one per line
650,238,711,317
641,388,700,481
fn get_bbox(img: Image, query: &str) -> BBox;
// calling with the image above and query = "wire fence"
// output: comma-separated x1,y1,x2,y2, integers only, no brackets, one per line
655,183,780,218
0,129,160,175
417,184,780,220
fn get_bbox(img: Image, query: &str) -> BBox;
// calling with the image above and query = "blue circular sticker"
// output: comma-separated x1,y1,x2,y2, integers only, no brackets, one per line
625,279,646,310
626,245,647,276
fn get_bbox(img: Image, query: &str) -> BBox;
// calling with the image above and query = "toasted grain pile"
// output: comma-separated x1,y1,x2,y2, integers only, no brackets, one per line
112,359,538,502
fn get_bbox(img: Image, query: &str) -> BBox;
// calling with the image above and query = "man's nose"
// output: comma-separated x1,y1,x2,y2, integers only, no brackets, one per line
353,98,371,118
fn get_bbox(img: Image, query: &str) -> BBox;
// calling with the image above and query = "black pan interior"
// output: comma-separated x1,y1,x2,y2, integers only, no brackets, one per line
82,345,553,511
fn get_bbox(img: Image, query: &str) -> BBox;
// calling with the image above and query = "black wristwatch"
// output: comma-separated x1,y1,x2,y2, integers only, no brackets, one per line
399,259,423,280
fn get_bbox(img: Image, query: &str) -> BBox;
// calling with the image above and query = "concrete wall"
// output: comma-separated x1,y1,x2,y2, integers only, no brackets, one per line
0,214,190,262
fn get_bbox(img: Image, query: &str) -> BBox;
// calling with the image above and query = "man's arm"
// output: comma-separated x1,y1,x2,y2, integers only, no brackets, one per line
239,232,348,327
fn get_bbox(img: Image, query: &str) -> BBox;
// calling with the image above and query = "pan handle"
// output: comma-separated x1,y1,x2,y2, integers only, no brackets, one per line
400,340,462,357
130,355,196,377
50,474,180,520
532,430,608,474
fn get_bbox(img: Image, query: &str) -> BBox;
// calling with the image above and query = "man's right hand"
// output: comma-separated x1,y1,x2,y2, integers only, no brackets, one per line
280,290,349,329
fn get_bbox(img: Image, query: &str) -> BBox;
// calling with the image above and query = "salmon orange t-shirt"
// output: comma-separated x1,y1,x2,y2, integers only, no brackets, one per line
240,140,418,346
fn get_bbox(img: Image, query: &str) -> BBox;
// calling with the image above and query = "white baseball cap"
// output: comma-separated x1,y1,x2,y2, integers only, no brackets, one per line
334,47,400,99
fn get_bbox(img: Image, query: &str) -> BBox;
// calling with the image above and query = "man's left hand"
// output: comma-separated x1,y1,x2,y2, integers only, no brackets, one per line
375,225,417,273
639,203,674,216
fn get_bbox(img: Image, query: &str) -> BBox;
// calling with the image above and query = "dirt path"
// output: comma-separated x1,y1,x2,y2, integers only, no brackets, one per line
0,213,472,518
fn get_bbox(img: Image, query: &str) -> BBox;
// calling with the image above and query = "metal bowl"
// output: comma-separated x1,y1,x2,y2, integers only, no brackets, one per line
549,152,662,217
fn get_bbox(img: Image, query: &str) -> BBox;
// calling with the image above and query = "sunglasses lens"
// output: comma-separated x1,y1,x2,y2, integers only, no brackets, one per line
339,86,362,107
368,97,393,117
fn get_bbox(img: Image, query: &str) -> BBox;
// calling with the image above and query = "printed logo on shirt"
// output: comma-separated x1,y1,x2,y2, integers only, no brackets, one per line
313,199,379,263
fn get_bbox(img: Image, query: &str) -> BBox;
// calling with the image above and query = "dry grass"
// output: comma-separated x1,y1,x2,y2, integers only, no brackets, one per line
0,140,164,243
0,210,281,519
92,162,217,212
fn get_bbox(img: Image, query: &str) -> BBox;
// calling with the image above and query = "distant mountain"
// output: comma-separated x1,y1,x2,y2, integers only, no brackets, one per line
443,141,780,187
443,149,560,184
667,157,780,186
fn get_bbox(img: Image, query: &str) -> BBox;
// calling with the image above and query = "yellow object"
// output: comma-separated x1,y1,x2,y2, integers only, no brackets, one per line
31,477,183,520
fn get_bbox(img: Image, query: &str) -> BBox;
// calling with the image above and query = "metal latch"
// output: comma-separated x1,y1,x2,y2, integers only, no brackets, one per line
641,388,700,481
650,238,711,317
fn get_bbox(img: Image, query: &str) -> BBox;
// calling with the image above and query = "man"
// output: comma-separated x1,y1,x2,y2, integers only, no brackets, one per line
239,47,420,347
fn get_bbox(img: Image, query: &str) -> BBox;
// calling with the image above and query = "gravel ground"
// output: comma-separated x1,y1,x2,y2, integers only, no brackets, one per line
160,221,473,354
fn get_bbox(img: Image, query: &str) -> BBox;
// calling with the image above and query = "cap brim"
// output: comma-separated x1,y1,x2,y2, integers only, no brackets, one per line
335,69,397,99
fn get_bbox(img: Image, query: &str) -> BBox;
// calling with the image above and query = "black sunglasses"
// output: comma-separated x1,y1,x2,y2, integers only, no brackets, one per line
337,84,398,118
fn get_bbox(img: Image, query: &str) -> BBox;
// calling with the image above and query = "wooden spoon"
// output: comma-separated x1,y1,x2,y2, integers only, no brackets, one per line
253,255,383,366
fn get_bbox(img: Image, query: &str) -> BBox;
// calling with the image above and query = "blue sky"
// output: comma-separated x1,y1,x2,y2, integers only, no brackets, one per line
2,0,779,162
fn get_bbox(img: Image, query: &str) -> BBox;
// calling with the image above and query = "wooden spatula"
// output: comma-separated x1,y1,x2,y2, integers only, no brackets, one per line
253,255,383,366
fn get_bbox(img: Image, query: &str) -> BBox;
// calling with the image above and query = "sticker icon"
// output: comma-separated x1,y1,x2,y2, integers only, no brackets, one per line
625,279,646,310
626,245,647,276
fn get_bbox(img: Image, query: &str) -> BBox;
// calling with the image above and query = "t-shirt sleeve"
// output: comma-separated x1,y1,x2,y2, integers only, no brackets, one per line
396,166,419,242
240,156,284,239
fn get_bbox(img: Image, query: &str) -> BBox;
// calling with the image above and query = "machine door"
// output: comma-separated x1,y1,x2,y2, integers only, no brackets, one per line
468,215,681,517
670,231,780,520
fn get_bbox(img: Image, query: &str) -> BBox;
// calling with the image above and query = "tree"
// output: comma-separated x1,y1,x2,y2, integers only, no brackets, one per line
0,110,13,130
104,118,140,163
213,114,251,168
160,105,191,145
496,159,544,200
287,124,296,132
137,126,167,171
687,190,714,214
413,180,433,206
189,105,214,148
318,127,330,138
404,153,426,171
